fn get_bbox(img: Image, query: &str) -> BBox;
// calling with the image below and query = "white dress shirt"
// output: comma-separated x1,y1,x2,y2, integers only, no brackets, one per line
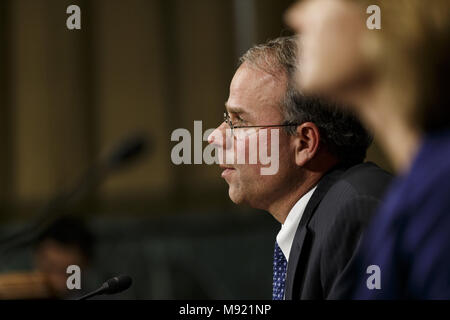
276,186,317,262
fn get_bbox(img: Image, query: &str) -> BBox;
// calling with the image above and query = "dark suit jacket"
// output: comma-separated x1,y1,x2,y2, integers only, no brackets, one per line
284,162,392,300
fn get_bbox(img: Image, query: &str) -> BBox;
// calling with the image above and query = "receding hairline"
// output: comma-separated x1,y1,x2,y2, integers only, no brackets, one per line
238,36,299,83
226,60,290,116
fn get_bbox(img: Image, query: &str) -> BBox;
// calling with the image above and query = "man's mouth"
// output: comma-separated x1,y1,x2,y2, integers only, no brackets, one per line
220,165,236,178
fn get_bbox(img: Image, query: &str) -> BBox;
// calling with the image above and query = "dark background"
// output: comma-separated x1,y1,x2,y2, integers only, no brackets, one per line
0,0,390,299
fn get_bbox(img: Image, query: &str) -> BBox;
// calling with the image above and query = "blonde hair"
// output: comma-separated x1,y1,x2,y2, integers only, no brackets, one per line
353,0,450,132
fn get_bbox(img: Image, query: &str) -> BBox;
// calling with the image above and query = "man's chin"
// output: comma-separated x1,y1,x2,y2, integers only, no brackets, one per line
228,187,245,205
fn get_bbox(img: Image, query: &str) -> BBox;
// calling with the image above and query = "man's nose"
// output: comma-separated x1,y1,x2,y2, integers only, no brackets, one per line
208,122,229,147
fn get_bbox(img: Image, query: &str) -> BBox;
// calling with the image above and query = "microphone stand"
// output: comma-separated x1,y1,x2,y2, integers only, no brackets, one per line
0,134,148,262
77,287,105,300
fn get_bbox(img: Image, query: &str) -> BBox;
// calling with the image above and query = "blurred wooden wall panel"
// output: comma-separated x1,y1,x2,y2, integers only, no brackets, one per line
10,0,91,207
254,0,295,41
94,0,171,204
0,0,13,209
173,0,235,192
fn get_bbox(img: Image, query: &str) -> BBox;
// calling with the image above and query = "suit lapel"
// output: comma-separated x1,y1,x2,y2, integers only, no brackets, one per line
284,168,344,299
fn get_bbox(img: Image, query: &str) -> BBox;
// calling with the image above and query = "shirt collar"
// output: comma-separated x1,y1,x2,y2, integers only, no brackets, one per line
276,186,317,262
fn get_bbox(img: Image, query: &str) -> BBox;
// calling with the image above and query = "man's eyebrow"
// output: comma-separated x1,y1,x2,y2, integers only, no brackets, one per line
224,102,247,114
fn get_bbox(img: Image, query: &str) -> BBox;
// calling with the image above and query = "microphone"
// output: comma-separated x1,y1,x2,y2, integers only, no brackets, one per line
106,134,148,170
77,275,133,300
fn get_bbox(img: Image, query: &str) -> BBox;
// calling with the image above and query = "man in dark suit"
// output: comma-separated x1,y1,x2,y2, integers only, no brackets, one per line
285,162,391,299
208,36,392,299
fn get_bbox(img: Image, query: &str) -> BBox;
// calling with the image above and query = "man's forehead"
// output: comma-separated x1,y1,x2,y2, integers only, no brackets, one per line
231,63,282,90
227,63,286,113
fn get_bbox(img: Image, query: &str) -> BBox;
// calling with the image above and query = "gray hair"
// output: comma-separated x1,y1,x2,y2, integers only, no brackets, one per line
239,36,373,166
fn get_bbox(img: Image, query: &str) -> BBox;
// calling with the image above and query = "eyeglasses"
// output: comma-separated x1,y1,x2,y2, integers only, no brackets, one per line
223,112,300,137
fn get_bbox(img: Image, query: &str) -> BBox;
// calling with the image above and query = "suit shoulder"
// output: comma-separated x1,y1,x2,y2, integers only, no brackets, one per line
314,162,392,224
335,162,393,199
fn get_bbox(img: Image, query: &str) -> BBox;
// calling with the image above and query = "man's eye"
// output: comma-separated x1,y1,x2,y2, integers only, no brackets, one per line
234,115,246,124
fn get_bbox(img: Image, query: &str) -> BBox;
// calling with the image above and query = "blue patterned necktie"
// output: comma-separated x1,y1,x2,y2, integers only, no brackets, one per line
272,241,287,300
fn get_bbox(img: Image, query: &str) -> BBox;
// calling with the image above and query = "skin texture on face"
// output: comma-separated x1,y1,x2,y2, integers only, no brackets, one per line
208,63,302,216
285,0,369,99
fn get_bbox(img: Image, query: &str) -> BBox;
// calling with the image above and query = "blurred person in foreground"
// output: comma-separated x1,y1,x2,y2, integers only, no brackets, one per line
0,216,94,299
286,0,450,298
208,36,391,299
33,216,95,299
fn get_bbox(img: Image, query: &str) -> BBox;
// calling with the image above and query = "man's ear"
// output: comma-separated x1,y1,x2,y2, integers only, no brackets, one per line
292,122,320,166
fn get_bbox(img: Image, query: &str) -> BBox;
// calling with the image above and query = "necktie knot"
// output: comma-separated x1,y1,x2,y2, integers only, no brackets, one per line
272,241,287,300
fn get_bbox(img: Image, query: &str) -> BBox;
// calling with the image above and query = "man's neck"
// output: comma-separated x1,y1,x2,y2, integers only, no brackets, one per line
268,172,323,224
